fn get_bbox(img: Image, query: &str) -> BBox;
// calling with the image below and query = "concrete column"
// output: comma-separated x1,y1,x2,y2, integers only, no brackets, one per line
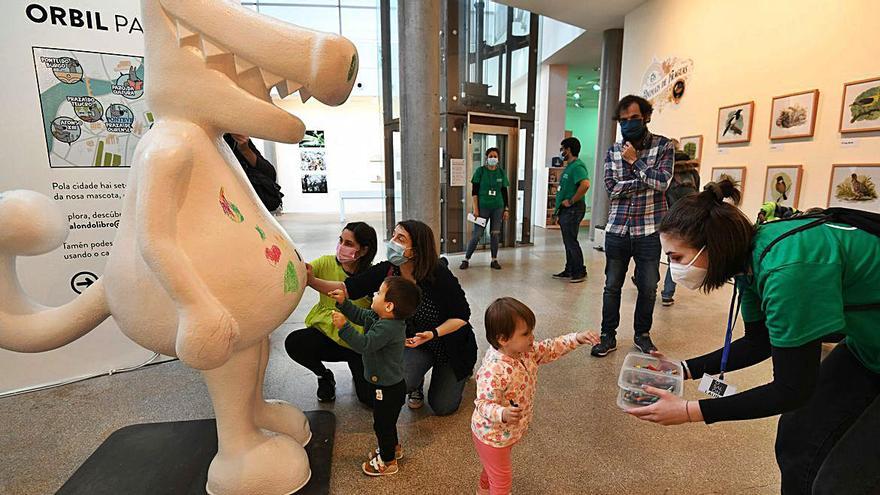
398,0,441,244
590,28,623,239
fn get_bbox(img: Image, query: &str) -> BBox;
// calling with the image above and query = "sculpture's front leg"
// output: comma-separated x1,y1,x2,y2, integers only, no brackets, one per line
254,337,312,446
202,344,311,495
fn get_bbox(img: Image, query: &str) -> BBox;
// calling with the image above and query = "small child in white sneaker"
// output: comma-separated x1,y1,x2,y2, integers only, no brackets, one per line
471,297,600,495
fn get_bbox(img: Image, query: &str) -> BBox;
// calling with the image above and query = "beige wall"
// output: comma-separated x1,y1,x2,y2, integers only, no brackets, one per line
620,0,880,216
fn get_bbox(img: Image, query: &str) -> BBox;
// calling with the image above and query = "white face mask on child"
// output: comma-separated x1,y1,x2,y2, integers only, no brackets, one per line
669,246,708,290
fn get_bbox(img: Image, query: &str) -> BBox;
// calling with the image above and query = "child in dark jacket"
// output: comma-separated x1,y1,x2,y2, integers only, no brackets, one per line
330,276,421,476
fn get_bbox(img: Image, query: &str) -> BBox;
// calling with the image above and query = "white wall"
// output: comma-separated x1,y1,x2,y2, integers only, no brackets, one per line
539,17,585,63
274,96,385,214
533,64,569,227
621,0,880,217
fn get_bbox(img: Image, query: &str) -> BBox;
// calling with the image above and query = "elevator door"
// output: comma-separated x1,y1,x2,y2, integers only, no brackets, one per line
465,121,519,250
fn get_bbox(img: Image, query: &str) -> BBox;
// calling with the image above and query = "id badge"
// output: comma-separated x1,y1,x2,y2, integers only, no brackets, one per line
375,389,384,401
698,374,737,398
488,189,497,197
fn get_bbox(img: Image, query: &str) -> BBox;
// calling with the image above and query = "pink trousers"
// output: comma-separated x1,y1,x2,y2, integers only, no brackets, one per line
472,432,513,495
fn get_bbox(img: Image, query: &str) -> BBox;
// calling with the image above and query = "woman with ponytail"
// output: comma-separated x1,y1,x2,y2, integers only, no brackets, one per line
628,179,880,495
285,222,378,405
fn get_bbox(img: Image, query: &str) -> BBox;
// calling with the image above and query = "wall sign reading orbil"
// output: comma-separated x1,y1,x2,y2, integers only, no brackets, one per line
640,56,694,112
25,3,143,34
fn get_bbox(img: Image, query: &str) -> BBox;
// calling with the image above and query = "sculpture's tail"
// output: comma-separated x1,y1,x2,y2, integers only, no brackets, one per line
0,190,111,353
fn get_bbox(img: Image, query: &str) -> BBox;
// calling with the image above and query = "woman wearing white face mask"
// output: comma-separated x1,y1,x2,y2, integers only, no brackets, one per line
461,148,510,270
308,220,477,415
627,179,880,495
285,222,378,405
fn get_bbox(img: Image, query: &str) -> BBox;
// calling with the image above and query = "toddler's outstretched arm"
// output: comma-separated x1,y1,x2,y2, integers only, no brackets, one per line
534,331,599,365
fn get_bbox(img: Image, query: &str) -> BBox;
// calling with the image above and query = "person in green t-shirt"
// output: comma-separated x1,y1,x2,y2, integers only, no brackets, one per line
626,178,880,495
284,222,378,405
551,137,591,283
460,147,510,270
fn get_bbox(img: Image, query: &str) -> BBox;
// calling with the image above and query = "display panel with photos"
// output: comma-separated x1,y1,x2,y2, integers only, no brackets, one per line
770,90,819,140
711,166,747,200
717,102,754,144
679,135,703,161
839,77,880,134
827,164,880,213
763,165,803,208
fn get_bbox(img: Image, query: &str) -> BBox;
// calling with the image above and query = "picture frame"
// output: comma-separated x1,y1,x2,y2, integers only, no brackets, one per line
827,164,880,213
679,135,703,162
711,166,747,201
716,101,755,145
769,90,819,140
839,77,880,134
763,165,803,208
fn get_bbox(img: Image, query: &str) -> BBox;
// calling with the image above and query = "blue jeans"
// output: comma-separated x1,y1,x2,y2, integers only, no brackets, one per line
558,201,586,276
404,346,468,416
601,232,661,337
661,256,676,300
465,207,503,259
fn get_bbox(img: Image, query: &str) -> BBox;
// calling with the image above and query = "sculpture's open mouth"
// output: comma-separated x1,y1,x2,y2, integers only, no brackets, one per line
173,18,313,105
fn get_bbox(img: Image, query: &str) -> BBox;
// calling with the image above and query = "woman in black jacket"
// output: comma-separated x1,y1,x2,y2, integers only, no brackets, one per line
308,220,477,415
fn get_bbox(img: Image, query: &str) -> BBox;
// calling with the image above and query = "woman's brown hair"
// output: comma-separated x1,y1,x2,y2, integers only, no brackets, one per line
397,219,438,283
658,179,755,292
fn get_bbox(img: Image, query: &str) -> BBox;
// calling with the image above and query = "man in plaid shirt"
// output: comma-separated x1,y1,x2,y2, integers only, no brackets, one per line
592,95,674,358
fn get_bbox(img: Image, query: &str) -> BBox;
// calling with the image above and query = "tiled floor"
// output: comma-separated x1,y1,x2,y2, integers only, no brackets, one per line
0,213,781,495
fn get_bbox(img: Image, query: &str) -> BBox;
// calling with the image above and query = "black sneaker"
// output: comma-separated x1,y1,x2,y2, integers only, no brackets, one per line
634,333,658,353
662,297,674,307
459,260,469,270
570,273,587,283
490,260,502,270
591,335,617,357
552,271,571,279
316,370,336,402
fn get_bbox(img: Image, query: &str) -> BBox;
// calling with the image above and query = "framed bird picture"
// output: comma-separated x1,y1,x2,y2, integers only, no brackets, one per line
839,77,880,134
763,165,803,208
827,164,880,213
770,90,819,140
679,135,703,162
711,166,747,202
717,102,754,145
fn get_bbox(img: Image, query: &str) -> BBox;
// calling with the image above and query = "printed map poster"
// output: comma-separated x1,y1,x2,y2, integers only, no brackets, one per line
33,46,152,168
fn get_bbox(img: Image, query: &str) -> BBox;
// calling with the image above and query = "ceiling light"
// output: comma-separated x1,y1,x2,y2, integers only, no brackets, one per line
593,84,601,91
573,92,580,100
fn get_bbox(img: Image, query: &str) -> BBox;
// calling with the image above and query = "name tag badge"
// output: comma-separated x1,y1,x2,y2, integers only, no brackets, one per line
698,374,737,398
375,389,384,401
488,189,497,196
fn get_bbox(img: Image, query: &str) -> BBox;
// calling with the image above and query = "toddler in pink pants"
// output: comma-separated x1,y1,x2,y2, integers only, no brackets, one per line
471,297,599,494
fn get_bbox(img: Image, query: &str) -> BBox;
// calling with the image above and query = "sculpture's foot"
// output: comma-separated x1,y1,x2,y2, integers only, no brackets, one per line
206,431,310,495
256,399,312,447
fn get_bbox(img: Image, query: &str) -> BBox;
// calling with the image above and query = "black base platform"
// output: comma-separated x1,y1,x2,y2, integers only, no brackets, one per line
56,410,335,495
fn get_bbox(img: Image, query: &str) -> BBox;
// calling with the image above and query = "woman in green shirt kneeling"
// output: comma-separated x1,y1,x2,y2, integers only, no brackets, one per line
284,222,378,405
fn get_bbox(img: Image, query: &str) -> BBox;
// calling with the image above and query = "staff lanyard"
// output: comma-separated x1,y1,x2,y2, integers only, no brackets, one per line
719,284,743,381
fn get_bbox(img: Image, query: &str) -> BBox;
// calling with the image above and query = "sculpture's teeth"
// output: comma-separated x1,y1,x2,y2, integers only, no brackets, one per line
176,20,200,47
300,88,313,103
201,38,228,60
233,55,257,75
237,67,272,103
259,68,285,89
276,80,302,99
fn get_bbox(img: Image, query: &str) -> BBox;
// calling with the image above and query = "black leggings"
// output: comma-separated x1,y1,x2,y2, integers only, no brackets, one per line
284,327,373,406
776,343,880,495
373,380,406,463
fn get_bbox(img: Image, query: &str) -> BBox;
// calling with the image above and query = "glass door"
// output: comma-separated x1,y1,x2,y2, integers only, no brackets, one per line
465,120,519,250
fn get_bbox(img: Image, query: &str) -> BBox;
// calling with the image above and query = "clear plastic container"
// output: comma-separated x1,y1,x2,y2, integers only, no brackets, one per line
617,351,684,397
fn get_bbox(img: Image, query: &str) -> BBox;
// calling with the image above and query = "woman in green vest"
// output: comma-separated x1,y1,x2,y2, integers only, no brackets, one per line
460,147,510,270
628,179,880,494
284,222,378,405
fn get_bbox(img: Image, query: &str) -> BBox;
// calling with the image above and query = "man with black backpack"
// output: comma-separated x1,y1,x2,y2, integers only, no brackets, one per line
660,141,700,306
224,133,284,212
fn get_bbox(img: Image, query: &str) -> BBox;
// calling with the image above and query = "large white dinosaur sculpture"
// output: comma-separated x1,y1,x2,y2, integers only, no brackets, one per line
0,1,357,493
